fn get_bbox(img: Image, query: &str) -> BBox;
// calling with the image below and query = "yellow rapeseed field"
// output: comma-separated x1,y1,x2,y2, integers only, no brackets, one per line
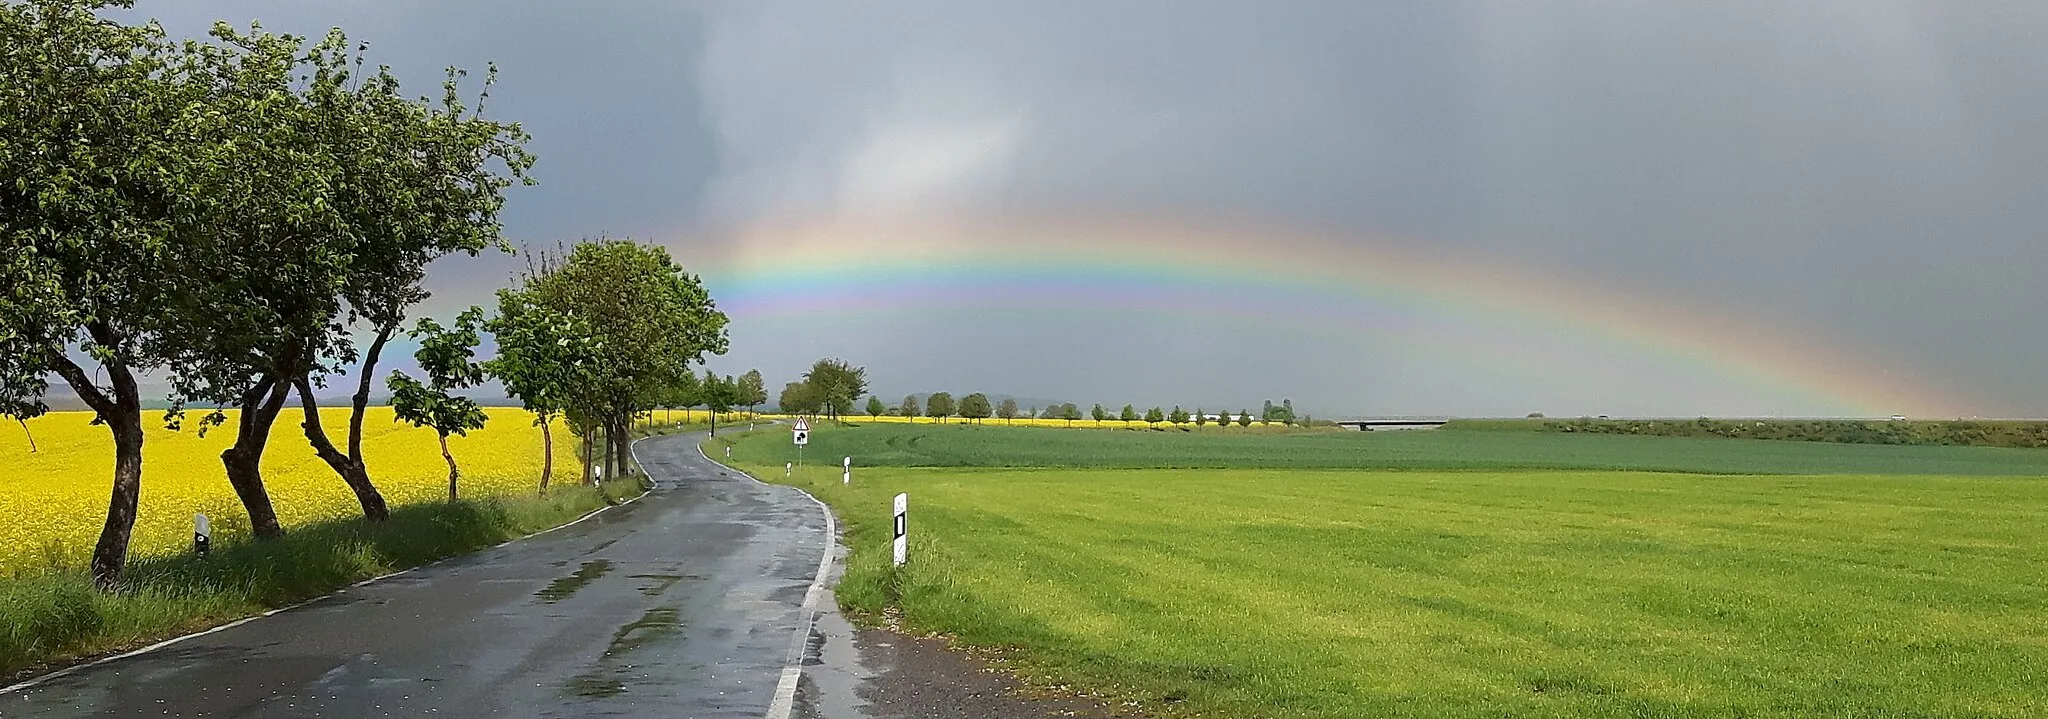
0,407,565,573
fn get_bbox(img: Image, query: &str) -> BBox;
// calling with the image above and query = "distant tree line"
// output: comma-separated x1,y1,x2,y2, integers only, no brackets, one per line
831,392,1310,430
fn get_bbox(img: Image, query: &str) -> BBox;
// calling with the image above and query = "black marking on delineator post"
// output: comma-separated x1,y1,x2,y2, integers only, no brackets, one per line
193,513,211,558
892,493,908,567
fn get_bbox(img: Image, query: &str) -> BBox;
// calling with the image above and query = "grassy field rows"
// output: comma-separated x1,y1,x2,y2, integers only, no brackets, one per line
714,425,2048,718
735,421,2048,476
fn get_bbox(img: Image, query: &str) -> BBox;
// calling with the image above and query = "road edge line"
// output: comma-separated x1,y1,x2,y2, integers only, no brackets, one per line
0,440,656,697
695,432,837,719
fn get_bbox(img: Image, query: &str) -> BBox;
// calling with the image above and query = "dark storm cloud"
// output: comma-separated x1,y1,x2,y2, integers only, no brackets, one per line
132,1,2048,416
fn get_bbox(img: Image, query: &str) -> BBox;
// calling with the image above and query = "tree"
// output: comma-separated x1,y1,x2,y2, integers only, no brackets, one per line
1195,408,1208,427
1238,410,1253,427
1091,403,1107,426
899,394,921,422
780,381,821,416
288,37,532,525
389,309,490,501
1041,404,1062,420
803,358,867,420
521,239,729,481
1120,404,1138,424
997,398,1019,425
1170,406,1190,425
927,392,955,422
1,2,261,586
1061,403,1082,428
699,370,736,436
865,395,886,420
737,370,767,418
484,294,601,494
959,393,992,423
1144,407,1164,427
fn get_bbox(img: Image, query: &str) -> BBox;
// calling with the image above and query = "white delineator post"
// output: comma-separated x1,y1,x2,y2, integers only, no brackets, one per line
843,456,851,485
892,493,908,567
193,513,211,557
785,462,792,477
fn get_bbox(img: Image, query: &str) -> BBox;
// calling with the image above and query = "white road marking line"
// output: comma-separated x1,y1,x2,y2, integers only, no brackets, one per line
696,434,837,719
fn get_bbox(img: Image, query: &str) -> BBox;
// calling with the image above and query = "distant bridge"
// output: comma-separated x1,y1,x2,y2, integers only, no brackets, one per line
1332,418,1450,431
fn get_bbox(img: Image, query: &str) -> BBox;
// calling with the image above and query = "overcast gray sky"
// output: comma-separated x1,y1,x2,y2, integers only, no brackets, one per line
141,1,2048,418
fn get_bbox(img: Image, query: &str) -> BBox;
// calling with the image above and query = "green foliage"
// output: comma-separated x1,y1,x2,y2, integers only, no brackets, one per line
865,395,886,419
698,370,737,414
1195,408,1208,426
389,308,489,439
801,358,867,419
1144,407,1165,426
779,382,822,416
483,296,599,425
926,392,955,420
1091,403,1108,424
1237,410,1253,427
736,370,767,414
996,398,1020,423
899,394,922,419
1170,406,1190,425
958,393,992,422
1060,403,1082,426
1120,404,1138,423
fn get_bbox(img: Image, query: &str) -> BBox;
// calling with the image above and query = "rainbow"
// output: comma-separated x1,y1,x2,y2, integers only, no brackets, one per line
688,213,1967,418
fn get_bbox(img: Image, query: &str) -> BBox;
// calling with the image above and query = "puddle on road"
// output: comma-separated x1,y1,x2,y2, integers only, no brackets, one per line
564,675,626,699
536,560,612,603
625,573,701,596
605,607,683,655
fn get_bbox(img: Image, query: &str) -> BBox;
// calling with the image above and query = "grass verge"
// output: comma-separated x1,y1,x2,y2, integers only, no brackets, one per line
714,427,2048,718
1,476,646,681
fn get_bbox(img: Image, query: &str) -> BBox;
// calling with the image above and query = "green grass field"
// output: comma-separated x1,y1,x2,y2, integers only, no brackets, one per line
744,421,2048,476
715,425,2048,718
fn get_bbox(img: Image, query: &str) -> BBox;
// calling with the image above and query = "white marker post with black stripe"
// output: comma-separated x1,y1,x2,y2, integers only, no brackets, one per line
843,456,851,485
892,493,908,567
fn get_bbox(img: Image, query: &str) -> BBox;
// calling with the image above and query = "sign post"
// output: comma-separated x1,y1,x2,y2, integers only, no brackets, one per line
843,456,851,485
892,493,908,567
193,513,211,558
792,417,809,473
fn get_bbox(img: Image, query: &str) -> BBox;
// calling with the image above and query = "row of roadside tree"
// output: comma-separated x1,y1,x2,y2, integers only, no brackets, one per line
865,395,1307,427
0,3,732,590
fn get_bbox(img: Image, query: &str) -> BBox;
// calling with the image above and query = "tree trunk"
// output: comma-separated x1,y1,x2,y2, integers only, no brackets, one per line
49,334,146,589
709,408,717,437
440,432,458,501
602,418,617,481
221,377,291,539
580,426,595,485
539,420,554,495
18,417,35,452
613,414,633,475
295,376,389,522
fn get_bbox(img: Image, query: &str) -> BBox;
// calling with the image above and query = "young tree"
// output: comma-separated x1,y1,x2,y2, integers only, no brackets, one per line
1041,404,1062,420
484,295,601,494
865,395,886,420
1091,403,1108,426
1170,406,1190,425
1120,404,1138,424
926,392,955,422
389,309,489,501
1061,403,1082,428
736,369,767,419
959,393,992,423
899,394,921,422
1238,410,1253,427
997,398,1020,425
699,370,737,436
1195,408,1209,426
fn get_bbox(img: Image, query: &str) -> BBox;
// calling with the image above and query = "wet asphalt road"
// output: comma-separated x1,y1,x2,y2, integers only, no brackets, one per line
3,432,830,719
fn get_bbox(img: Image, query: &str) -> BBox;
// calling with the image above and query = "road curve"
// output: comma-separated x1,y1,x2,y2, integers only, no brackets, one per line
3,432,831,718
